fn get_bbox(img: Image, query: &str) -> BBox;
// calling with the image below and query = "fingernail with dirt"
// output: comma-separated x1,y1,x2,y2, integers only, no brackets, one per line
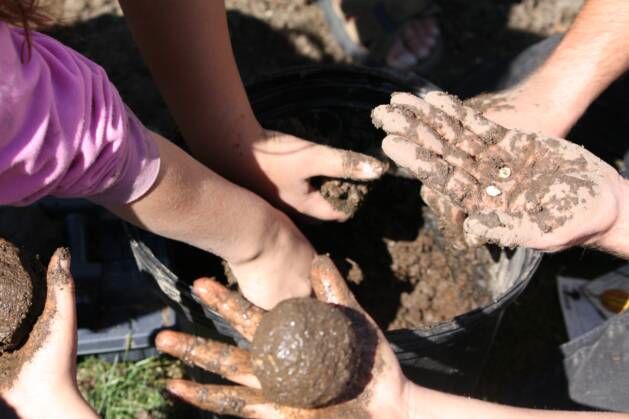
155,331,177,353
166,380,187,398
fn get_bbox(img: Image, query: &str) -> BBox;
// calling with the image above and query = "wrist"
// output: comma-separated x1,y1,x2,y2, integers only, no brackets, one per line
513,72,590,136
4,388,97,419
591,176,629,257
223,201,284,266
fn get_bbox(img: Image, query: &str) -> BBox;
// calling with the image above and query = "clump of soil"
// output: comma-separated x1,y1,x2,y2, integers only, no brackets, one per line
0,239,44,352
319,179,370,216
0,240,49,390
270,116,387,217
251,298,360,408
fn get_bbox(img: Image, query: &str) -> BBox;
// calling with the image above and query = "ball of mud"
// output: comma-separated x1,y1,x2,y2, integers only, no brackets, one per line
0,239,42,352
251,298,360,408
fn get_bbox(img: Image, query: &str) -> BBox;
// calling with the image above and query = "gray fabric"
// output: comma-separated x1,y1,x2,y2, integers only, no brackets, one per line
561,312,629,412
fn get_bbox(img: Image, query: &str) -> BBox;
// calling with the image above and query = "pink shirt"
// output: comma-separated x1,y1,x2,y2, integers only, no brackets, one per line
0,22,160,206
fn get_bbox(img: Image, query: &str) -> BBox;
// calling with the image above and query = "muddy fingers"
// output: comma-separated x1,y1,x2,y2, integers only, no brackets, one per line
423,91,510,146
310,255,361,310
420,186,468,249
373,93,485,156
381,136,480,210
155,331,259,388
193,278,264,341
167,381,266,417
313,145,387,181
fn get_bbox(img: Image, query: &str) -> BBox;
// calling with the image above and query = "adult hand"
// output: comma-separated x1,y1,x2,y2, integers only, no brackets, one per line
246,129,387,222
373,91,627,252
407,85,579,250
155,256,408,418
1,249,97,419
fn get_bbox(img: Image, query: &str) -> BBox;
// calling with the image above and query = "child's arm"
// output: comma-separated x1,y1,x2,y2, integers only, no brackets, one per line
0,22,311,309
110,132,314,309
118,0,386,221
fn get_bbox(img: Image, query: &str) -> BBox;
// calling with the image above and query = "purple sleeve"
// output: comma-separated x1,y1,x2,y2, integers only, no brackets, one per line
0,22,160,206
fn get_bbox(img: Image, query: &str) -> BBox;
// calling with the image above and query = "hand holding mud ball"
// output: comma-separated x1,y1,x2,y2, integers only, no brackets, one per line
0,247,97,419
155,255,408,418
374,91,629,256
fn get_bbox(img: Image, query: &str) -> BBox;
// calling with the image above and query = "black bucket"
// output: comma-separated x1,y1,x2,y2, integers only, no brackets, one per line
128,66,542,395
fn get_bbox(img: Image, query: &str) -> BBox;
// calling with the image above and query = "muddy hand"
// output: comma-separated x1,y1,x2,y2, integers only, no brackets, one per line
373,91,626,251
156,257,408,418
1,249,97,419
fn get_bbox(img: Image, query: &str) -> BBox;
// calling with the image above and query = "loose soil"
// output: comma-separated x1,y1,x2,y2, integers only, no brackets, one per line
251,298,360,408
0,239,47,389
0,239,43,352
319,179,370,216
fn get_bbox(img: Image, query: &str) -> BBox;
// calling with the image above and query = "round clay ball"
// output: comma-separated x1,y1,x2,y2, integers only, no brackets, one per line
0,239,41,352
251,297,360,408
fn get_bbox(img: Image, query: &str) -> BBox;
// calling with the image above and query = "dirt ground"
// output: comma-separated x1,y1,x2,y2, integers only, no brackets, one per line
11,0,626,410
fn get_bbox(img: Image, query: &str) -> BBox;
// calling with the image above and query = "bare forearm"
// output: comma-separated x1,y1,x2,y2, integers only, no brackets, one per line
518,0,629,130
406,383,629,419
107,132,277,264
119,0,262,176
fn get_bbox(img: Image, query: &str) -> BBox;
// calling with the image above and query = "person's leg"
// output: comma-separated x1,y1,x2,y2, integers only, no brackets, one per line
322,0,442,71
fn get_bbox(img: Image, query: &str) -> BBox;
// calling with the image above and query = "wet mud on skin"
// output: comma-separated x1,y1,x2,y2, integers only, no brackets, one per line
373,92,603,239
0,241,49,390
0,240,44,352
251,298,362,408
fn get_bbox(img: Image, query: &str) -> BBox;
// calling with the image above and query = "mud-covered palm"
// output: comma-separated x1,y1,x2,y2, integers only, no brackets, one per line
372,91,625,251
155,256,406,418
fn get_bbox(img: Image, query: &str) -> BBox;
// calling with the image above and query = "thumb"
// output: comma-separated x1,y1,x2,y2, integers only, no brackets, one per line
43,248,78,364
309,144,388,181
302,192,351,222
463,211,527,248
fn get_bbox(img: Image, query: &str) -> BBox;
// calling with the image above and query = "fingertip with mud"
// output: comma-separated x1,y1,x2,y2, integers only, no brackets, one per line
47,247,73,288
343,152,388,181
381,135,416,166
155,329,179,353
192,277,225,303
390,91,428,111
193,277,264,341
310,255,359,309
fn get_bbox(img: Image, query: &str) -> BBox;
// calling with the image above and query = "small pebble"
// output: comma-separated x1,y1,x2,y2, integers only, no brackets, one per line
498,166,511,179
485,185,502,197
